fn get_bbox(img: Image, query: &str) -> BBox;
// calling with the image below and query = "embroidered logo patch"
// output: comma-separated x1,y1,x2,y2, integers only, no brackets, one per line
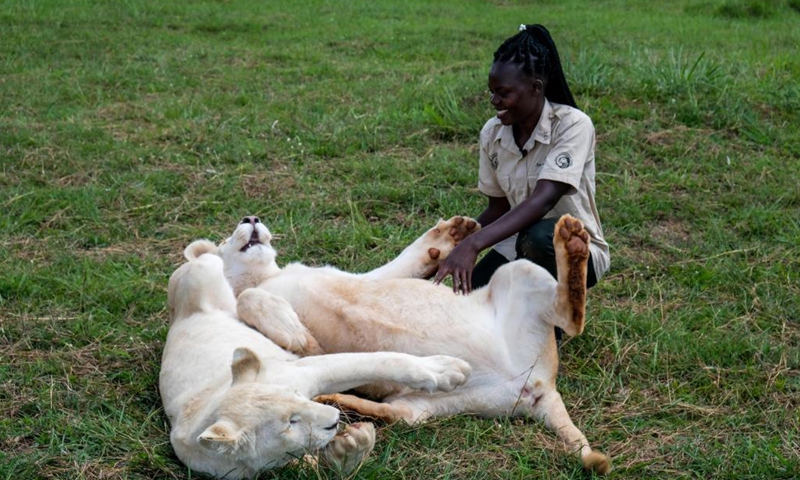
555,153,572,169
490,152,499,171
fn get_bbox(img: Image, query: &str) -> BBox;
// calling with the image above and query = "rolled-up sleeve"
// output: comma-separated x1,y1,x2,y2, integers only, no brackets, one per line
477,127,505,198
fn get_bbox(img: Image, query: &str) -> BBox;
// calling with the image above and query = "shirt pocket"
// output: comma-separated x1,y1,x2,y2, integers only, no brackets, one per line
499,174,526,205
497,174,512,194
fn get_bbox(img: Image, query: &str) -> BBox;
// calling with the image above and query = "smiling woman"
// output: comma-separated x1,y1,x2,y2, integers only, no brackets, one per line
2,0,798,478
433,24,610,308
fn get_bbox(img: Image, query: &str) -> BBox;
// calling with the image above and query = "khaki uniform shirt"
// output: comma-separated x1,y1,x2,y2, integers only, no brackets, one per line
478,99,610,280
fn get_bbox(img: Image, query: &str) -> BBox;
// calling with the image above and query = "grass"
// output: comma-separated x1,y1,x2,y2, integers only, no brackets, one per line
1,0,798,478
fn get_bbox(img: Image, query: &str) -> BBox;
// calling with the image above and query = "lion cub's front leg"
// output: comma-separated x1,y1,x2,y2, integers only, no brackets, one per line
237,288,324,356
362,215,480,280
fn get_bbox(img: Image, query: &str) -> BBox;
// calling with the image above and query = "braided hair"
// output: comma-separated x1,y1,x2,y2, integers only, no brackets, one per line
493,24,577,109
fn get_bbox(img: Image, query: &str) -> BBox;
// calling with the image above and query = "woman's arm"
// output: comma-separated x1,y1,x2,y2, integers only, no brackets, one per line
476,195,511,228
434,179,570,293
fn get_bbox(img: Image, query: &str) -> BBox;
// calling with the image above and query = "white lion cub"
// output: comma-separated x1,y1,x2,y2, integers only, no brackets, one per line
188,214,611,475
160,252,471,479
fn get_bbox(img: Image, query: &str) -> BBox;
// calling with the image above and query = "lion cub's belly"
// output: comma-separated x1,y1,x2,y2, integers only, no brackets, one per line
263,274,497,359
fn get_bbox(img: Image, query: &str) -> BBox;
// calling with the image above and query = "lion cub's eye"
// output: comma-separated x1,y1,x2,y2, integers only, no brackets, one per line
289,415,300,425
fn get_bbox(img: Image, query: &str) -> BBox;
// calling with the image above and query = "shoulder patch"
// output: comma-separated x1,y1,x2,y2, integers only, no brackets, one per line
555,153,572,169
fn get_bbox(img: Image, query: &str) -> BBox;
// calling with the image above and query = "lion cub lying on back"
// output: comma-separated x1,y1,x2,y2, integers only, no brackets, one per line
188,215,611,475
160,252,471,478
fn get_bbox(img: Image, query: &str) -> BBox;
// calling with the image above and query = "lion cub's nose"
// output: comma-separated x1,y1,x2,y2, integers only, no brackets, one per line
241,216,260,225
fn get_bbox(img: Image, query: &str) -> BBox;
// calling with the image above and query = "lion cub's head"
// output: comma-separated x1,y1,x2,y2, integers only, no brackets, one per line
197,348,342,474
184,216,280,296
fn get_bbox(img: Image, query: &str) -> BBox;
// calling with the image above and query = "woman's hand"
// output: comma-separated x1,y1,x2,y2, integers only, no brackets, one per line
433,238,480,294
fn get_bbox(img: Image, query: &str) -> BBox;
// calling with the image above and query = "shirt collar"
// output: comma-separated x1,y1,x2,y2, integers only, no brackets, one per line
532,99,555,146
495,99,556,153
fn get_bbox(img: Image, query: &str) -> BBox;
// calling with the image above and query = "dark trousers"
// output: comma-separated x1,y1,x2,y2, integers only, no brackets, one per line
471,218,598,343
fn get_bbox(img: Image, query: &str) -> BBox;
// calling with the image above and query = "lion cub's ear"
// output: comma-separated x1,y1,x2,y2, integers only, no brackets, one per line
198,420,241,447
184,239,218,260
231,347,261,385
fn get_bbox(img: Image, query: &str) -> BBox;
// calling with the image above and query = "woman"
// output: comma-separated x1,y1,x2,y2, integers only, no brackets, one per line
435,24,610,296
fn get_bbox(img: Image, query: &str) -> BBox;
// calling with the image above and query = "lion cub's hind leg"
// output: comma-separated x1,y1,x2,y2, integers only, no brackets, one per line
553,215,591,337
237,287,324,356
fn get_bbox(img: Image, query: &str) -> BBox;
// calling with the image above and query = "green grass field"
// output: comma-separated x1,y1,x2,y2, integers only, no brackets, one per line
1,0,798,478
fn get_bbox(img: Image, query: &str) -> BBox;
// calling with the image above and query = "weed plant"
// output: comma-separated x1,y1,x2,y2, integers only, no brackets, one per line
1,0,798,478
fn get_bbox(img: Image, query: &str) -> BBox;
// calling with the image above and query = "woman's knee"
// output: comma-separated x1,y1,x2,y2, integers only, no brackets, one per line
516,219,557,262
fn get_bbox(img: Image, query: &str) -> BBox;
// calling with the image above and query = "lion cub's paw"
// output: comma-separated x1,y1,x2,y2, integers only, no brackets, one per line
413,355,472,393
438,215,480,244
554,215,590,335
582,450,612,475
321,422,376,473
555,215,590,260
422,216,480,262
